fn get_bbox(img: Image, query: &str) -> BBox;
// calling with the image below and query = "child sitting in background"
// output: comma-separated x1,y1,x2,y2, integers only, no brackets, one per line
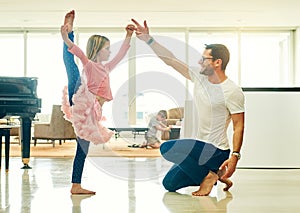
141,110,172,149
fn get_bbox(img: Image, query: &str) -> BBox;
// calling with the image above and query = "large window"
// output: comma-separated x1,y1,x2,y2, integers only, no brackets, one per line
0,28,297,124
0,34,24,77
189,30,292,87
27,32,65,114
135,32,187,125
240,31,292,87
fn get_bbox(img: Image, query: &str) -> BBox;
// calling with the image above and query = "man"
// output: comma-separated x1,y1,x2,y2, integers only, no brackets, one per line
132,19,245,196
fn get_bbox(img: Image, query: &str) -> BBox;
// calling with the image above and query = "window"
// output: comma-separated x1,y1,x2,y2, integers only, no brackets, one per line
27,32,65,114
0,28,296,124
135,33,187,125
240,31,292,87
189,30,292,87
0,34,24,77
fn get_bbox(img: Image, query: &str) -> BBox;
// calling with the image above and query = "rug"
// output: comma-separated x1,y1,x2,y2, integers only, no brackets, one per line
2,137,162,158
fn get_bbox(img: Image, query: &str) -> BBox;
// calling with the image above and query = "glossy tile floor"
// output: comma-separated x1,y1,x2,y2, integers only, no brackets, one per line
1,156,300,213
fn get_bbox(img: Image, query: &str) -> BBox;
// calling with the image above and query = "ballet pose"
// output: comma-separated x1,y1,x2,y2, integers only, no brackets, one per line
61,10,135,194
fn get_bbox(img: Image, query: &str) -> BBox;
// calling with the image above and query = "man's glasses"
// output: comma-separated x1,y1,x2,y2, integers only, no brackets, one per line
199,56,214,63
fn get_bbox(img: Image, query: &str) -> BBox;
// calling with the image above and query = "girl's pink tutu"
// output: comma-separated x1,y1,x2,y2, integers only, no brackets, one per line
61,79,114,144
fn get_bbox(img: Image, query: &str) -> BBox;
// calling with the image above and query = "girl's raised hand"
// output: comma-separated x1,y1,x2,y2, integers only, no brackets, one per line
125,24,136,36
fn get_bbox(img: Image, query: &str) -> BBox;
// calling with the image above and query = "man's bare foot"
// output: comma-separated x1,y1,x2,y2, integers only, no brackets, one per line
192,171,218,196
71,183,96,195
64,10,75,33
217,169,233,191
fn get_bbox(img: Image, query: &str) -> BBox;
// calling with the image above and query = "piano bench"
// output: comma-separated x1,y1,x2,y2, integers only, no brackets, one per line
0,126,11,172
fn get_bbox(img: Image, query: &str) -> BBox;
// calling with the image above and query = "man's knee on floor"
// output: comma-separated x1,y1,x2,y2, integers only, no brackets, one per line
162,178,176,192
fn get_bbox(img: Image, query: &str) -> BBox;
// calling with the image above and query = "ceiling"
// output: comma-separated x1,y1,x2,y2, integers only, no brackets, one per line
1,0,300,29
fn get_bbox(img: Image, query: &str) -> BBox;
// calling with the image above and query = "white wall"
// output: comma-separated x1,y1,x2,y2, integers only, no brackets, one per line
183,91,300,168
229,91,300,168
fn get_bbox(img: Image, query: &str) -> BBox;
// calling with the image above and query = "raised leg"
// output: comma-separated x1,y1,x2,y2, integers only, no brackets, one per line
63,10,80,106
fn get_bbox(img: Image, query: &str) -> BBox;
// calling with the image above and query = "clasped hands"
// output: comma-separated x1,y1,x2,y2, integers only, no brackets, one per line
125,19,152,41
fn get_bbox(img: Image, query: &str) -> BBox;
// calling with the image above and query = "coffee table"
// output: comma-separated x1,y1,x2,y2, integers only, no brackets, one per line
109,127,149,139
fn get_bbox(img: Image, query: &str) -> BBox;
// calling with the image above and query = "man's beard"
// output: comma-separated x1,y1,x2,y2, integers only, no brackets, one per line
200,66,214,76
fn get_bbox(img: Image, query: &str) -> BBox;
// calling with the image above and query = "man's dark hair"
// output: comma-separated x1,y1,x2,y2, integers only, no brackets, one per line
205,44,230,71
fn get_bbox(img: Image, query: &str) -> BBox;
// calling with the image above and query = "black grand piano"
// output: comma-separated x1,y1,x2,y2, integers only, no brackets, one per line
0,76,42,168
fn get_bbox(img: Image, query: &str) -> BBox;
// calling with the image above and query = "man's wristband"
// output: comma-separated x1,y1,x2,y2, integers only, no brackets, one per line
146,37,154,45
231,151,241,160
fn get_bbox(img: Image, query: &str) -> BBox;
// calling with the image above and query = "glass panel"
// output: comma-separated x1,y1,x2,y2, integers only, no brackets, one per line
240,32,291,87
27,32,65,114
0,34,24,76
136,33,187,125
0,29,293,119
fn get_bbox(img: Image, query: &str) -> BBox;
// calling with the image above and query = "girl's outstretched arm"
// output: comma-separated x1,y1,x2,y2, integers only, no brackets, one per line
124,24,135,45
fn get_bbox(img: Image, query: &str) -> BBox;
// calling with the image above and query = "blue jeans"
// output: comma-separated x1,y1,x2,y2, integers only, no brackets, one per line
160,139,230,192
63,32,90,184
72,137,90,183
63,31,81,106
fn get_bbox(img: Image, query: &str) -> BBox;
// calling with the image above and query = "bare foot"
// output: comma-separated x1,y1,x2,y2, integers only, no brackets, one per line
64,10,75,33
139,142,148,148
217,169,233,191
71,183,96,195
139,144,147,148
149,142,161,149
192,171,218,196
140,142,160,149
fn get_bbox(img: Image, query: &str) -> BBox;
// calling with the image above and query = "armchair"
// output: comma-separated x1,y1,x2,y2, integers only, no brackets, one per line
32,105,76,147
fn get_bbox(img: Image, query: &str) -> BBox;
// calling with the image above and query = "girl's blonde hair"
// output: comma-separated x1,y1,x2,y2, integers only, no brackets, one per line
86,35,109,61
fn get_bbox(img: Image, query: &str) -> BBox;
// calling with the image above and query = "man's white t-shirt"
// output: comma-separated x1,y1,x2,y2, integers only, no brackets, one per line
189,69,245,150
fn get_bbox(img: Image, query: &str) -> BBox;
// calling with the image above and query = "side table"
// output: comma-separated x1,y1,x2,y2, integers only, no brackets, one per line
0,125,11,172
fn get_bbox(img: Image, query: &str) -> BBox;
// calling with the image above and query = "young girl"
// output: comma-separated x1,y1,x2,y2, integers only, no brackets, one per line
61,10,135,194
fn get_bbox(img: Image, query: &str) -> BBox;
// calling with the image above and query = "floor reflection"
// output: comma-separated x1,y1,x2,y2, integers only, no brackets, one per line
70,195,93,213
0,174,10,212
21,170,34,213
163,191,233,213
1,157,300,213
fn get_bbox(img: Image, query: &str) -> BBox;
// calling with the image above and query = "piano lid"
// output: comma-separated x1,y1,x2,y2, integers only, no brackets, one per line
0,76,38,97
0,76,41,119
